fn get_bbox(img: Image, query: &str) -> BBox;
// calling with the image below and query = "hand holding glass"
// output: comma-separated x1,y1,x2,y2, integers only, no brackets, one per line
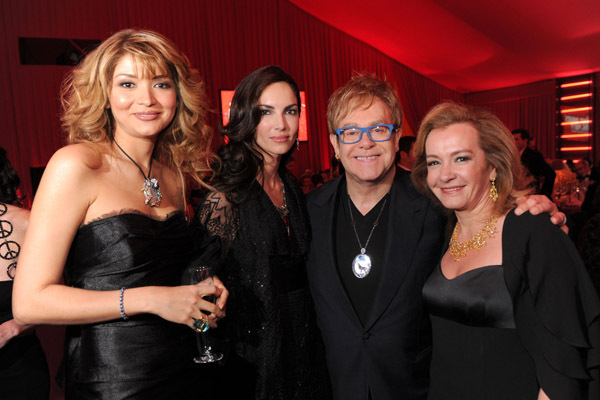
185,265,223,363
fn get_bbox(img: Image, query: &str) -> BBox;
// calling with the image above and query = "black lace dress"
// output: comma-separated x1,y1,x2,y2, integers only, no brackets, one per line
62,212,203,399
198,171,331,400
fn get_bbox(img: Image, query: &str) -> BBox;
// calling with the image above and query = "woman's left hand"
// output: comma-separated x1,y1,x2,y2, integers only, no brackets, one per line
208,275,228,324
0,319,33,349
515,194,568,233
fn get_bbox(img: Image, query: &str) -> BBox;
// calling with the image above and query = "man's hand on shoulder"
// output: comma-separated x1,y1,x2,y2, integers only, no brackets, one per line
514,195,568,233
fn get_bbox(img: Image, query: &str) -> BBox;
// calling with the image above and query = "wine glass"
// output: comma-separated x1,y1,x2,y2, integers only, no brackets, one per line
185,265,223,363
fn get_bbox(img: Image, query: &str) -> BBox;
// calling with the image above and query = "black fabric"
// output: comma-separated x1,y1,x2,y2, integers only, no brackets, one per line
503,210,600,400
520,147,556,198
0,280,12,324
62,212,203,400
424,265,515,329
197,170,331,400
424,265,537,399
0,281,50,400
423,209,600,400
334,180,389,326
306,169,447,400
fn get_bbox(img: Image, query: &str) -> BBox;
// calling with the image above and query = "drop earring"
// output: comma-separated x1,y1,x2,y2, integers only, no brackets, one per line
296,137,300,151
490,178,498,202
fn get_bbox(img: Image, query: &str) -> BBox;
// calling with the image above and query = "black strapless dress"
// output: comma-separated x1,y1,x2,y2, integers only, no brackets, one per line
0,280,50,400
63,212,201,399
423,264,538,400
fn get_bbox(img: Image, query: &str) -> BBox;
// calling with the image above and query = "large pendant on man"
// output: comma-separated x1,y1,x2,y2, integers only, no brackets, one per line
352,248,371,278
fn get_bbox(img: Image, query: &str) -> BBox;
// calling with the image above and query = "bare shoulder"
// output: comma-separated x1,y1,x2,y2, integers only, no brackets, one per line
2,204,30,232
47,143,104,173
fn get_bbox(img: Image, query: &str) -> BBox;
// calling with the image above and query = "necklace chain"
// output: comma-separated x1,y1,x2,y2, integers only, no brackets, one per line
113,140,162,207
347,194,388,254
448,214,499,262
114,140,153,179
275,181,290,235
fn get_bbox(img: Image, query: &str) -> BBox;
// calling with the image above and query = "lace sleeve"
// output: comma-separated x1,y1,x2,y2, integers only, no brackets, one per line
197,192,239,255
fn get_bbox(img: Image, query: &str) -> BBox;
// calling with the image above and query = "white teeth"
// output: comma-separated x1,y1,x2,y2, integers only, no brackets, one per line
356,155,378,160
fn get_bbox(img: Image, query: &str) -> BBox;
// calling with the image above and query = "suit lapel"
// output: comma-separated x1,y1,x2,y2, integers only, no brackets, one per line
311,178,364,327
364,172,429,329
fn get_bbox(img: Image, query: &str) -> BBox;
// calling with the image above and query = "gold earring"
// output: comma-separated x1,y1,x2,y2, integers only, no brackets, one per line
335,154,340,160
490,178,498,202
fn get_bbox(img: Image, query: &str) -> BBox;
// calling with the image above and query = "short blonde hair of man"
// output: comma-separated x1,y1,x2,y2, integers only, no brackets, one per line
412,101,532,215
326,73,403,136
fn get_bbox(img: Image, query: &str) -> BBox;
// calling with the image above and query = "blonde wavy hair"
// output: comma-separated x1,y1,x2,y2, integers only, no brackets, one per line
60,28,215,195
412,102,532,215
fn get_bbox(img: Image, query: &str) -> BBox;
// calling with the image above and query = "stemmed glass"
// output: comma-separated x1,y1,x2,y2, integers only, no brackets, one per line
185,265,223,363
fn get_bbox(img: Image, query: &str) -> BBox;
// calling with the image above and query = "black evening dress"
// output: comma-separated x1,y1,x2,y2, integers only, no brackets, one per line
423,210,600,400
62,212,201,400
0,280,50,400
198,170,331,400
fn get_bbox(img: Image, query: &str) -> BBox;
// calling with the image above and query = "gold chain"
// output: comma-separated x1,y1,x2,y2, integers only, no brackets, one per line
448,214,499,262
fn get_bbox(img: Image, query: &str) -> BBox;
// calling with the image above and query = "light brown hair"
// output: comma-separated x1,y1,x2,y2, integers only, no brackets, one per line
412,101,532,214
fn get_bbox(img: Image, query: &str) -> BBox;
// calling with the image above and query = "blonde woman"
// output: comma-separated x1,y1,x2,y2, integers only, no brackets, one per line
13,29,228,399
412,102,600,400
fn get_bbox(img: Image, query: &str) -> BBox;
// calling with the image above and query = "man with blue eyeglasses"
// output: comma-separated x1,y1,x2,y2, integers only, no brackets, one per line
305,74,564,400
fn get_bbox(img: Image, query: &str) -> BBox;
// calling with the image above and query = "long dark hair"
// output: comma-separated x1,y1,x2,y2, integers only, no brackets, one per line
212,66,301,203
0,147,23,206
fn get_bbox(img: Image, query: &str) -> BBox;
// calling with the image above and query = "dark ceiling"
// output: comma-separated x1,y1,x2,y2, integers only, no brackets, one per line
290,0,600,93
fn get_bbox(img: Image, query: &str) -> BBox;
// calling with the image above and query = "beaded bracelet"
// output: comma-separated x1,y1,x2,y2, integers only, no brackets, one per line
119,287,129,320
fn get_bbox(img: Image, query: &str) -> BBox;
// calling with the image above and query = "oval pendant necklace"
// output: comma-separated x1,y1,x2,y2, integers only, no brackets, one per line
114,140,162,207
347,193,388,279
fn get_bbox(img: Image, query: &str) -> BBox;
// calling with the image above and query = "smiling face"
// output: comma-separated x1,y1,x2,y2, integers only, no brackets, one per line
109,55,177,141
254,82,299,162
330,97,400,188
425,122,496,214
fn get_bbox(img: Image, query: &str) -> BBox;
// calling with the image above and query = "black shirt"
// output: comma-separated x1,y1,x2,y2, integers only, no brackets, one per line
334,179,390,326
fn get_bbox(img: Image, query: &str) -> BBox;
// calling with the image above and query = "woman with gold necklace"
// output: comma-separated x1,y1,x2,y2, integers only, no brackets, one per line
412,102,600,400
13,29,228,398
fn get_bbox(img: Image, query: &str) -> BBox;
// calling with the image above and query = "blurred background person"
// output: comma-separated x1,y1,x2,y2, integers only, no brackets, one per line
197,65,330,399
13,29,227,398
301,171,316,193
312,172,325,188
396,135,416,176
511,128,555,198
0,147,50,400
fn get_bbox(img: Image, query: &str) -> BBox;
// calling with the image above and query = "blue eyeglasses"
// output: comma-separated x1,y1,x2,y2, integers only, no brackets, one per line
335,124,394,144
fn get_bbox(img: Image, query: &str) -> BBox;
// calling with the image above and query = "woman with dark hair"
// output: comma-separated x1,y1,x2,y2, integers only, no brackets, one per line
13,29,227,398
0,148,50,399
198,65,330,399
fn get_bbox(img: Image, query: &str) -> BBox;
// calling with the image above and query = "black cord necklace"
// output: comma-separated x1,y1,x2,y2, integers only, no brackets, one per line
114,140,162,207
347,193,388,279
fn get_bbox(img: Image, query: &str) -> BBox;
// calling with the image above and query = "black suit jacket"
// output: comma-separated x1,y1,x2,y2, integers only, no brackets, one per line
306,171,446,400
521,147,556,198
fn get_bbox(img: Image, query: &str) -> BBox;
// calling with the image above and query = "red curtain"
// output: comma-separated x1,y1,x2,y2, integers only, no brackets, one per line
0,0,462,204
465,80,557,159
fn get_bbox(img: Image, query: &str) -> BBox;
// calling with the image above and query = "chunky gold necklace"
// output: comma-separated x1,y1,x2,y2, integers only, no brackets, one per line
449,214,499,262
